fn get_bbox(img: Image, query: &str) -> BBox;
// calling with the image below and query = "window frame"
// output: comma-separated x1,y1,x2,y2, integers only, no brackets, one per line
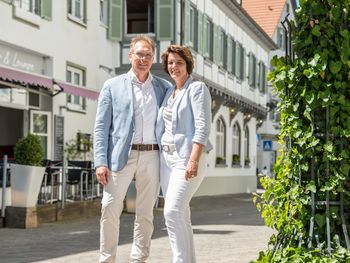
67,0,87,25
215,117,226,165
232,122,241,166
125,0,155,35
66,65,87,112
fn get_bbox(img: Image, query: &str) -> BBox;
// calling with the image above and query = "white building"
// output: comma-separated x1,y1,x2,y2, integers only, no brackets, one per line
0,0,277,196
0,0,118,162
243,0,297,177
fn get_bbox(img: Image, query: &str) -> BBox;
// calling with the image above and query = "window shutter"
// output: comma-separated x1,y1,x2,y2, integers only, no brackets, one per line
223,33,227,69
235,43,241,78
213,25,219,64
232,39,236,76
197,11,203,55
108,0,122,41
255,60,260,88
83,0,87,24
157,0,174,41
242,48,246,81
183,0,190,45
41,0,52,20
203,15,209,57
248,53,253,86
227,38,232,73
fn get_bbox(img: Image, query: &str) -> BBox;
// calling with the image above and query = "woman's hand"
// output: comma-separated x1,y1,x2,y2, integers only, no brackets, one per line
185,159,199,181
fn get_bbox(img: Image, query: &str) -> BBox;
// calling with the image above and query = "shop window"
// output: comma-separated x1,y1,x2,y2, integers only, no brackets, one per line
126,0,154,34
232,122,241,165
29,91,40,108
216,117,226,165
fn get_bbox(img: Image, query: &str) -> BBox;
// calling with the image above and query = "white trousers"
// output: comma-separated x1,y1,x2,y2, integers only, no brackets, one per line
160,150,206,263
99,150,160,263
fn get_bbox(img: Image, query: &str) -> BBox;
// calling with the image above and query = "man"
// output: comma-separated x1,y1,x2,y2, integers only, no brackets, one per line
94,35,170,263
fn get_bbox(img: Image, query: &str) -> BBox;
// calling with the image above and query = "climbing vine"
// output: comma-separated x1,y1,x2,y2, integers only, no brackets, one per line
253,0,350,262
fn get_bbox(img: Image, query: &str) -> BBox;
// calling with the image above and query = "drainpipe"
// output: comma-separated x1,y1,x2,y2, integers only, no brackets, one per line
180,0,183,45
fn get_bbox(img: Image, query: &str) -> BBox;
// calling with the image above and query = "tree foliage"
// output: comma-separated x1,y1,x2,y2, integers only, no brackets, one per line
253,0,350,261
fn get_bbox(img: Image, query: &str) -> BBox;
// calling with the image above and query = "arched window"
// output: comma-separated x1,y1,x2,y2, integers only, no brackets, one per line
232,122,241,165
216,117,226,164
244,126,250,166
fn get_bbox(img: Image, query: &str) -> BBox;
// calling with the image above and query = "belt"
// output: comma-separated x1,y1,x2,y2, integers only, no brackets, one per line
131,144,159,151
162,144,176,153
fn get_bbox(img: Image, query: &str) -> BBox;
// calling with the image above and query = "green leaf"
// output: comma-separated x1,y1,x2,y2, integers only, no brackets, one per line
315,213,326,228
329,61,342,74
311,25,321,37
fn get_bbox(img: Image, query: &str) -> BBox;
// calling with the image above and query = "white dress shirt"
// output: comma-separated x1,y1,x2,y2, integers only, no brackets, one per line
130,70,158,144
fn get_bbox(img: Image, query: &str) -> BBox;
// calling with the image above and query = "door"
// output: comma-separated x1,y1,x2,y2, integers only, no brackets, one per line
30,110,51,159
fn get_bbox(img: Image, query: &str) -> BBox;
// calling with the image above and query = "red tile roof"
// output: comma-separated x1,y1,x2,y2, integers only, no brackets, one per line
242,0,286,37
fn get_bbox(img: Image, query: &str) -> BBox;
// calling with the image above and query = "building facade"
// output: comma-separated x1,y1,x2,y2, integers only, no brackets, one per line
1,0,277,196
243,0,297,177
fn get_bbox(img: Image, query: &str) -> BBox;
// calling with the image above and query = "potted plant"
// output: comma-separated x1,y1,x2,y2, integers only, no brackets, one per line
232,154,240,165
216,156,226,165
11,134,45,207
244,157,250,166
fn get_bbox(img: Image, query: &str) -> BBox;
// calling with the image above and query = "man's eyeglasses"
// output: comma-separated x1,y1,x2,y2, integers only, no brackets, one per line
132,52,154,60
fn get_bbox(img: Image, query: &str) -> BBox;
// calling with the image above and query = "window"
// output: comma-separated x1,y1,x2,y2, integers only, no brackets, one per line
258,61,266,93
0,83,27,107
126,0,154,34
30,110,51,159
29,91,40,108
227,37,235,74
100,0,109,26
277,27,284,49
14,0,40,15
248,52,256,87
232,122,241,165
216,117,226,165
189,6,195,46
203,16,213,59
68,0,86,23
235,42,244,80
244,126,250,166
183,2,197,49
218,29,226,67
66,65,86,111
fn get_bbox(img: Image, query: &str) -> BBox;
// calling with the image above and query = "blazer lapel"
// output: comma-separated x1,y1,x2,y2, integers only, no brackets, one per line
124,75,134,125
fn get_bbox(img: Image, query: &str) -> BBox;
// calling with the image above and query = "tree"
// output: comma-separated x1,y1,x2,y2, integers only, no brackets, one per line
253,0,350,261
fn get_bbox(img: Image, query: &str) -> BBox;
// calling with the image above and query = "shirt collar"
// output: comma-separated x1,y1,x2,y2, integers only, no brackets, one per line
128,69,153,86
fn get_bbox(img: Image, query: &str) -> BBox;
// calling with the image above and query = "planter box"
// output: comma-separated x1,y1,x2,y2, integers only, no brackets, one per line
0,187,11,210
11,164,45,207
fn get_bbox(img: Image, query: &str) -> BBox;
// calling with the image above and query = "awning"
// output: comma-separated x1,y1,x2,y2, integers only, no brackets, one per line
0,65,53,88
0,66,99,101
54,80,99,101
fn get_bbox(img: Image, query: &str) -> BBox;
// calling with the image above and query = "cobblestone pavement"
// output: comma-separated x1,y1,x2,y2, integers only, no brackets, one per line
0,193,274,263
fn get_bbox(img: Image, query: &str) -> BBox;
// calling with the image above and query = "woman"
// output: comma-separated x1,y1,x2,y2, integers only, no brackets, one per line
156,45,212,262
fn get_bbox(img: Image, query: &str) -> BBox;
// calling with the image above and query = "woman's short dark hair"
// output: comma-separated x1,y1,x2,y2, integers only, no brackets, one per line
161,45,194,75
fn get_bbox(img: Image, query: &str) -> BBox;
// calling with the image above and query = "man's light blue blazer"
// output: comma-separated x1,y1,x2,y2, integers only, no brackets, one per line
156,76,213,158
94,72,170,172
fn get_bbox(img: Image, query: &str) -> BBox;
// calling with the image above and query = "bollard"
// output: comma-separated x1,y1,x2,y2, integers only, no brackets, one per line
61,158,66,209
1,155,8,217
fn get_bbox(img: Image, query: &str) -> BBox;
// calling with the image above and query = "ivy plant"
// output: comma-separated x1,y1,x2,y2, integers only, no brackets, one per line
253,0,350,262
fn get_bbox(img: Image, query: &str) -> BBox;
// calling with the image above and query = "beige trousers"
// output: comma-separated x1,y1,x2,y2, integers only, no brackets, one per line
99,150,160,263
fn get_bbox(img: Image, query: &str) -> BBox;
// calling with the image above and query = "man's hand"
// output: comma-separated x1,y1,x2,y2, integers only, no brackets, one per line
96,166,110,186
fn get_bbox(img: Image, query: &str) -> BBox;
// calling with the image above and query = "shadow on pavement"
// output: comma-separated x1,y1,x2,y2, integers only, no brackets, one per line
0,193,264,263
